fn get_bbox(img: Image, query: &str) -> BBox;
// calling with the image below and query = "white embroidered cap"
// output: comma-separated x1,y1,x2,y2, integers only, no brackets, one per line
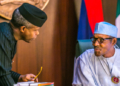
94,22,118,38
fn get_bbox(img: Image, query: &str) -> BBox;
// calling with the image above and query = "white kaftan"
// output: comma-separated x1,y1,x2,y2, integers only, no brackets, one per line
72,48,120,86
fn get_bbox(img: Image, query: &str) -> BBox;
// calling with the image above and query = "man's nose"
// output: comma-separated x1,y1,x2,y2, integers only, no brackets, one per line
37,31,39,35
94,40,100,46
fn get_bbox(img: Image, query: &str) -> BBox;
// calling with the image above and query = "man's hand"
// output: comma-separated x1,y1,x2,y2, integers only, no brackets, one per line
18,74,38,82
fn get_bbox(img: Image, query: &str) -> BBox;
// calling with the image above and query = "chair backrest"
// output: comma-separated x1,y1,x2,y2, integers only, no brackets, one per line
75,38,120,58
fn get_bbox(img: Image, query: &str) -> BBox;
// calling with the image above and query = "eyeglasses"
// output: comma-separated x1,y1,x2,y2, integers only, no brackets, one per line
90,37,113,44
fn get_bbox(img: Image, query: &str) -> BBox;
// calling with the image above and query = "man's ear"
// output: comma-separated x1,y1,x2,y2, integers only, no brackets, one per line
19,26,26,33
112,38,117,45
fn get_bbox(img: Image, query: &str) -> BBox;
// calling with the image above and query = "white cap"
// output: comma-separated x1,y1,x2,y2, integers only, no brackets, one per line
94,22,118,38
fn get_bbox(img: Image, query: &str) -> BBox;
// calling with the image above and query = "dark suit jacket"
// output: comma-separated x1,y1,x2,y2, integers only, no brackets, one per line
0,22,20,86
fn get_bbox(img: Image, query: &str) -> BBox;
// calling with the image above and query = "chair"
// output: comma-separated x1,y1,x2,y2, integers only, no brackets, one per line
75,38,120,58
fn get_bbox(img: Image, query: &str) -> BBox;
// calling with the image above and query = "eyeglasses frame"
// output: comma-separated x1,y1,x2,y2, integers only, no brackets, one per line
90,37,114,44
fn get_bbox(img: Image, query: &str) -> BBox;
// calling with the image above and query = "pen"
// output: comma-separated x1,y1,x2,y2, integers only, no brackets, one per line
34,67,42,80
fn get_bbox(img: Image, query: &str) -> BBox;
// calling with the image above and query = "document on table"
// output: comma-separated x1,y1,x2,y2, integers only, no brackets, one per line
14,81,54,86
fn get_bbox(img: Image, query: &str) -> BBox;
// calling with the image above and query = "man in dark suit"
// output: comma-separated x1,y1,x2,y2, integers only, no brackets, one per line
0,3,47,86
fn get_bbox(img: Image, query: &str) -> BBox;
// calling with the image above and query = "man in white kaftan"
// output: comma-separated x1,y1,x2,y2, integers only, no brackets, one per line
72,22,120,86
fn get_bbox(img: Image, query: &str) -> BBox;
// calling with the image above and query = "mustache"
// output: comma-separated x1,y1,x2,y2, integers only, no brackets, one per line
94,46,100,49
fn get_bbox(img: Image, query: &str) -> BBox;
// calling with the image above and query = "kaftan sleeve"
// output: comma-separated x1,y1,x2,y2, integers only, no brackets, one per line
72,50,99,86
72,57,83,86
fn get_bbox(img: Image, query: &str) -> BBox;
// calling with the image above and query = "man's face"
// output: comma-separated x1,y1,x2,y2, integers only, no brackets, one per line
21,26,40,43
92,34,115,57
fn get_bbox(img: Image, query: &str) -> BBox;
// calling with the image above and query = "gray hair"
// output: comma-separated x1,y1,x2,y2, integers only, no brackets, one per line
11,8,34,28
